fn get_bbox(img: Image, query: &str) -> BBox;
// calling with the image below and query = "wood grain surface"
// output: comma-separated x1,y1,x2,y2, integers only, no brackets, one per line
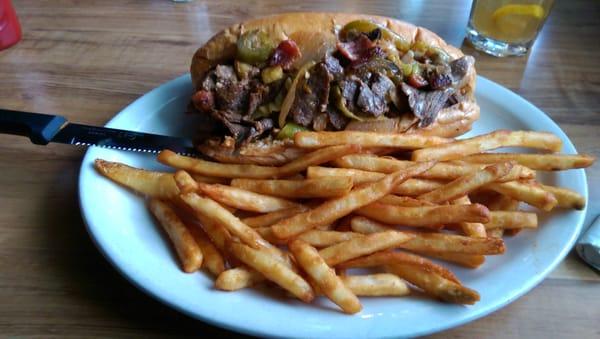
1,0,599,338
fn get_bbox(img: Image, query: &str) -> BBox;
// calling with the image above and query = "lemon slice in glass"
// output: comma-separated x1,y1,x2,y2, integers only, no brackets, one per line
492,4,545,42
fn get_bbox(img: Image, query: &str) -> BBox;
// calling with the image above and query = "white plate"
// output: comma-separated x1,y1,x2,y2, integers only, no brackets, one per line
78,75,587,338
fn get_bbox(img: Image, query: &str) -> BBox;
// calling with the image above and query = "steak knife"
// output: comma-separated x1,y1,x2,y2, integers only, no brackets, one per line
0,109,198,156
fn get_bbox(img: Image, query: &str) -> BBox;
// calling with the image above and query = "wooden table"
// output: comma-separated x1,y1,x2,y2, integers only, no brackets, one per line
1,0,598,337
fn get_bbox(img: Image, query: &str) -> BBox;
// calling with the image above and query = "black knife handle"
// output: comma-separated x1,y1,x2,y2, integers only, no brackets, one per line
0,109,67,145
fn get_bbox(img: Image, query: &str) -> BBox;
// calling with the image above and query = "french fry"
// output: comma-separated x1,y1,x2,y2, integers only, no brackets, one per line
198,183,302,213
418,162,514,204
179,192,271,250
411,251,485,269
95,159,179,198
318,231,415,266
194,212,231,252
228,242,314,302
307,166,384,182
230,177,353,199
295,230,362,247
377,195,435,207
294,131,452,149
215,267,265,291
338,250,460,284
487,181,557,211
488,228,505,238
148,199,203,273
349,216,503,254
401,231,504,255
355,203,490,227
540,184,586,210
340,274,410,296
485,194,520,238
158,149,278,178
412,130,563,161
242,206,309,228
486,194,520,211
461,153,595,171
450,196,487,238
307,166,446,196
255,227,287,245
187,224,225,276
271,162,436,239
174,170,199,193
190,173,230,184
334,154,534,181
289,240,361,314
158,145,359,179
486,211,538,230
385,264,480,304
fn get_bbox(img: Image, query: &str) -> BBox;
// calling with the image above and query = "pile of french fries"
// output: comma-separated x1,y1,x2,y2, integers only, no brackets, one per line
95,129,594,314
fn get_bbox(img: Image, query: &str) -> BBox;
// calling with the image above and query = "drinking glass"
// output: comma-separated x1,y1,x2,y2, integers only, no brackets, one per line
466,0,554,57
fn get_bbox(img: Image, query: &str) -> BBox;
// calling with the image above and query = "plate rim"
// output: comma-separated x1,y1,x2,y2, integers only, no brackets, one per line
77,74,588,338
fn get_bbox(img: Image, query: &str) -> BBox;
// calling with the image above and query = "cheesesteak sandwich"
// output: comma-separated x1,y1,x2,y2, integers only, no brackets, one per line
189,13,479,165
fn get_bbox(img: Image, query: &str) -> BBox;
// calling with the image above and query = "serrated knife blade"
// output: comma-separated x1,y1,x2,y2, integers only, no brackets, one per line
0,109,199,157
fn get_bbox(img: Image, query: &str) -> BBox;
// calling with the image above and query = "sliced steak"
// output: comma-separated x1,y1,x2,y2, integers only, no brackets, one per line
339,76,360,112
214,80,250,112
400,83,454,127
450,56,474,85
356,81,386,117
324,54,344,80
210,110,249,142
326,106,349,130
289,63,332,127
246,81,270,116
370,72,395,101
425,64,453,90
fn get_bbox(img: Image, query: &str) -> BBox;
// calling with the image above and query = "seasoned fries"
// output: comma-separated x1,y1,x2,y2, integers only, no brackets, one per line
95,159,179,198
148,199,203,273
242,206,309,228
318,231,415,266
295,230,361,247
158,144,359,179
179,192,271,250
187,224,225,276
307,166,447,196
289,240,361,314
451,196,487,238
96,123,592,314
231,177,353,198
462,153,595,171
215,267,264,291
350,216,502,254
228,242,314,302
295,131,452,149
412,130,563,161
340,274,409,296
386,264,480,304
486,211,538,230
198,183,301,213
356,203,490,227
335,154,534,181
271,162,435,239
174,170,199,193
418,162,514,203
540,184,586,210
487,181,557,211
338,250,460,283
